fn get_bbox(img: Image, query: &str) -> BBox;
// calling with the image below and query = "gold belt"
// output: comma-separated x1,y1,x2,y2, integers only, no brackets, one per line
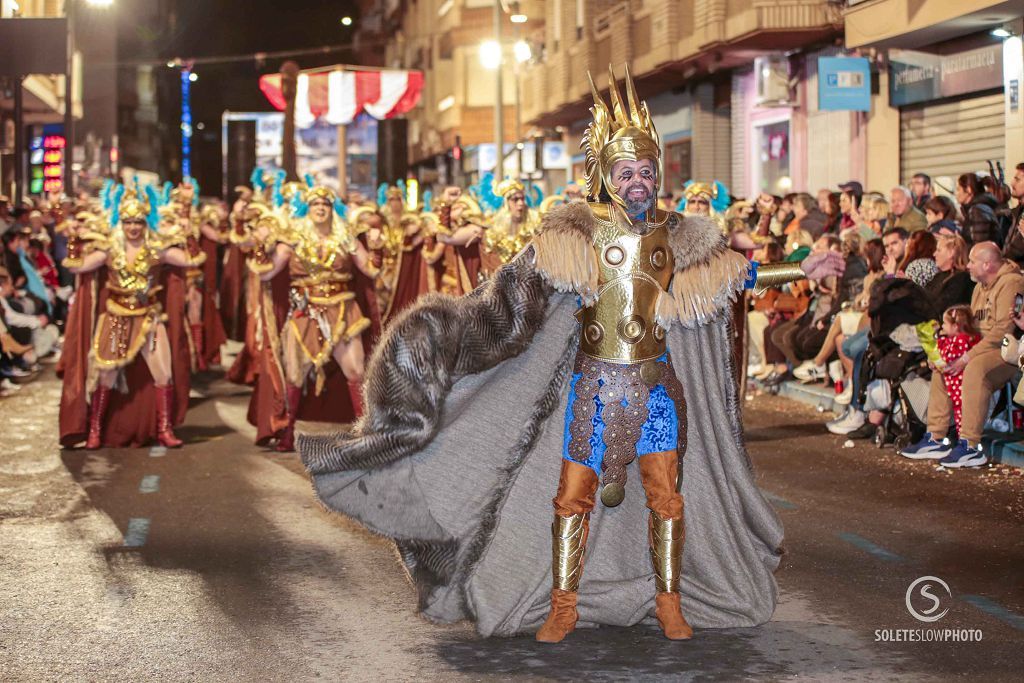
106,288,160,317
293,281,353,305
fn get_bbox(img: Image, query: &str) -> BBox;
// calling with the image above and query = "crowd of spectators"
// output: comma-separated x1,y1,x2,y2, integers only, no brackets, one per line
742,164,1024,469
0,193,72,397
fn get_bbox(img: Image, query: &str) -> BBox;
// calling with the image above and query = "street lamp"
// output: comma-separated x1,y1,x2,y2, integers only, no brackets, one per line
513,40,532,64
479,40,502,71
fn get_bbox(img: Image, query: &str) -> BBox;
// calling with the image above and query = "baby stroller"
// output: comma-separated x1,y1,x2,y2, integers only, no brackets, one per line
859,337,931,449
858,277,939,450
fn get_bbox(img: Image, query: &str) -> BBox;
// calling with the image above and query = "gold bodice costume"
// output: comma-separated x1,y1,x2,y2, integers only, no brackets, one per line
277,219,371,395
92,234,166,370
576,203,672,364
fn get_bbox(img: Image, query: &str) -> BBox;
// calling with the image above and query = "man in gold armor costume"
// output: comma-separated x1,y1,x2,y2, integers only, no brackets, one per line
299,66,839,642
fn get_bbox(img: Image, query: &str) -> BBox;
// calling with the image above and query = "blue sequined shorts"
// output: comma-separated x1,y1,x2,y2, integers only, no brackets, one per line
561,353,679,475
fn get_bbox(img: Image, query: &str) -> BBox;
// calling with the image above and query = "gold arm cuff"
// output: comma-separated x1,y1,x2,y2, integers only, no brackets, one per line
650,511,683,593
552,513,588,592
753,261,806,295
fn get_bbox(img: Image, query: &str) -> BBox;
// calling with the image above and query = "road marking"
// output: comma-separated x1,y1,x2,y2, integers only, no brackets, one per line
123,518,150,547
961,594,1024,631
836,532,903,563
763,491,798,510
149,445,167,458
139,475,160,494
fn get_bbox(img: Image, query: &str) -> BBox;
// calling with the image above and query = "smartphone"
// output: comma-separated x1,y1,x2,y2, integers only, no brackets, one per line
1015,293,1024,316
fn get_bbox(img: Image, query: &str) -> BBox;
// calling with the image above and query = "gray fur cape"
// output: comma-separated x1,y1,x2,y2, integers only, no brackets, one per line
299,203,783,637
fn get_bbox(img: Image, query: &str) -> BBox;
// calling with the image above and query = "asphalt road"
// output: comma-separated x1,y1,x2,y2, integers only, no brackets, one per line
1,370,1022,682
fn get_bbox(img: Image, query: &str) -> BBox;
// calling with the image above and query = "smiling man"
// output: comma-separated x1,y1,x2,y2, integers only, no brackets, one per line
299,65,841,645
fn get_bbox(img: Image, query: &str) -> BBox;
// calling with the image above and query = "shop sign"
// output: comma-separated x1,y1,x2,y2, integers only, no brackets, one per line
890,44,1003,107
818,57,872,111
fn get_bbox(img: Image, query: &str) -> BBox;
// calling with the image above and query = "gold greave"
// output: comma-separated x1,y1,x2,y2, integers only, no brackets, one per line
552,513,588,592
650,511,683,593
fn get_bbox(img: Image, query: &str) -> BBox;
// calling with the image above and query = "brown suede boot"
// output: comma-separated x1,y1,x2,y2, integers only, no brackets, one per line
536,588,580,643
536,511,589,643
650,511,693,640
85,385,112,450
655,591,693,640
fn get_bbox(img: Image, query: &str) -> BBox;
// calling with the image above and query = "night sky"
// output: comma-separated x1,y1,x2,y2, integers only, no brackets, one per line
153,0,361,189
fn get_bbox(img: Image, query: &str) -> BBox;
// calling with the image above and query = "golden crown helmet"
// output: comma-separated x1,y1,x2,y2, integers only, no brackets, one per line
306,186,336,205
494,178,526,199
385,187,404,201
683,182,717,202
281,181,307,202
582,64,662,211
118,195,149,222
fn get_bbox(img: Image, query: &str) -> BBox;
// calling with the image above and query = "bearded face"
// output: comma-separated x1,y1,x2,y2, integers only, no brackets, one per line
610,159,656,217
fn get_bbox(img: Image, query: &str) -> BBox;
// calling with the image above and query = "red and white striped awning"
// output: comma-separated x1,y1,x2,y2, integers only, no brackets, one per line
259,67,424,129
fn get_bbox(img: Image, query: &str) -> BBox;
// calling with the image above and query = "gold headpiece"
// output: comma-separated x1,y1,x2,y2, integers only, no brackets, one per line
684,182,717,201
281,181,307,202
306,186,336,205
200,204,220,225
385,187,403,201
119,196,148,221
582,64,661,209
495,178,525,199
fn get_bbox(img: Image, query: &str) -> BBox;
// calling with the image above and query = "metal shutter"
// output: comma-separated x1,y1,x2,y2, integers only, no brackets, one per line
900,91,1005,184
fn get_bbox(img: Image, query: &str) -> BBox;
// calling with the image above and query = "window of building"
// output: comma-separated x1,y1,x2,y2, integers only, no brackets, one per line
664,138,692,198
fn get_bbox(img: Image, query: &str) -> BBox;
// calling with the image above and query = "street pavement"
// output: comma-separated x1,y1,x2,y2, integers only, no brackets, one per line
1,369,1022,682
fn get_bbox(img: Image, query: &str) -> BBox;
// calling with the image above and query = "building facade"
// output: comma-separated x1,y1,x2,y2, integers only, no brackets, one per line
845,0,1024,192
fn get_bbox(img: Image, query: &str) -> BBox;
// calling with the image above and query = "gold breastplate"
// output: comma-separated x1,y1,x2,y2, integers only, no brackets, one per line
577,203,674,364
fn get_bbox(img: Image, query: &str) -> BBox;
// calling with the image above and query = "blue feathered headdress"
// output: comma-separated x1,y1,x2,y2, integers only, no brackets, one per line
422,190,432,212
526,185,543,209
250,167,267,194
144,185,161,230
290,190,309,218
100,179,115,212
108,184,126,225
376,183,388,207
272,170,287,209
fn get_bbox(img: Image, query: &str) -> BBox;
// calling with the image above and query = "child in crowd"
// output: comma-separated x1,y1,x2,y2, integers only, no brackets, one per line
936,305,981,435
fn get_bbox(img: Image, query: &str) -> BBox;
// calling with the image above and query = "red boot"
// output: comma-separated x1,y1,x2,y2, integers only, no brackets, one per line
347,379,364,419
276,385,302,452
85,385,112,450
154,384,183,448
191,323,208,372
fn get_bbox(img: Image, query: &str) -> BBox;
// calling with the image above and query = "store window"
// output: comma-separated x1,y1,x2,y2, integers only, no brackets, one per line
664,138,692,198
754,119,790,195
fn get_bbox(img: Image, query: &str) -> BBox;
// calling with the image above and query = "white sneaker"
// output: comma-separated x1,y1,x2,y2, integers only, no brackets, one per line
794,360,827,382
827,408,866,435
747,363,764,377
834,383,853,405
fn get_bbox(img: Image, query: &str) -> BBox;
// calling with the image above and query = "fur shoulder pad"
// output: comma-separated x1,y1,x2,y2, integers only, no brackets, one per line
530,202,599,304
659,211,751,328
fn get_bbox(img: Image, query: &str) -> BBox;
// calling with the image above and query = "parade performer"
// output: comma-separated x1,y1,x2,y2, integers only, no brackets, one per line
250,186,379,452
378,186,429,322
298,66,839,640
194,202,229,370
481,178,542,275
57,207,108,447
67,189,199,449
221,186,255,344
436,195,487,295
